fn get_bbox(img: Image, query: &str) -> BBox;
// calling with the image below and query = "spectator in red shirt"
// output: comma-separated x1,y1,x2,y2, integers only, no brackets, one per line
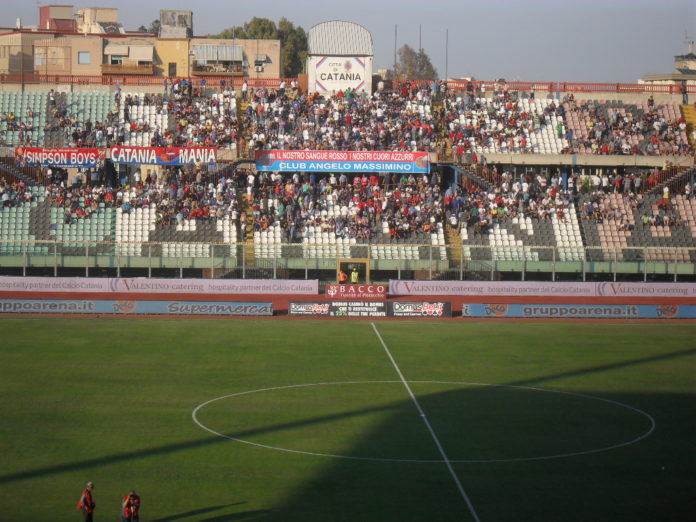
121,490,140,522
78,482,95,522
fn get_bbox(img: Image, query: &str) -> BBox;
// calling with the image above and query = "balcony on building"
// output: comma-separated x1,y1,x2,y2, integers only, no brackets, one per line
102,43,154,75
191,44,244,76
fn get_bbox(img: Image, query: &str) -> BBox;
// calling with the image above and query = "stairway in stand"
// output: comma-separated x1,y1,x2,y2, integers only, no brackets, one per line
236,98,252,160
236,191,255,267
445,225,463,268
44,93,67,147
682,104,696,147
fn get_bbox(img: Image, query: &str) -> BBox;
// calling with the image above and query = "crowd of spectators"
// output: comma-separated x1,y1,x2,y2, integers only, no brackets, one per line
242,81,438,154
246,169,446,243
0,178,34,207
562,94,692,156
442,87,564,156
442,169,582,235
33,81,694,158
40,168,241,228
0,109,38,146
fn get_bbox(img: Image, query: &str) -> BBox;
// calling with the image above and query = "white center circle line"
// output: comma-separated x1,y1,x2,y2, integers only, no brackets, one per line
191,380,656,464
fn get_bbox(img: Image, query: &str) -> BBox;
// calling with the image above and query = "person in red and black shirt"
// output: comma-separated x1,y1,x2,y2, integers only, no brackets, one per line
78,482,95,522
121,490,140,522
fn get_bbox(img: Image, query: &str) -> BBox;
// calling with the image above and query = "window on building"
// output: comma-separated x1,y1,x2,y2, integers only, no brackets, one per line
77,52,91,65
110,55,124,65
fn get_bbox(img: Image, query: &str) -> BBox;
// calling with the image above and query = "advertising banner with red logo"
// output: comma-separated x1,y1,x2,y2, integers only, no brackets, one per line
15,147,105,168
288,301,451,318
255,150,430,173
389,301,452,318
325,284,387,300
110,146,217,165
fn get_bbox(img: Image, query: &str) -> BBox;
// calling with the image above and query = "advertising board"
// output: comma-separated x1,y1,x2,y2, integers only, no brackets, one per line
288,302,331,316
461,303,696,319
289,301,452,318
0,277,318,295
309,56,371,94
325,284,387,300
390,281,696,298
0,299,273,316
390,302,452,318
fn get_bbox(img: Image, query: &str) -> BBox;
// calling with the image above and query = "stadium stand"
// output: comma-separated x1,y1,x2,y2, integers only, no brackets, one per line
0,92,47,147
0,81,694,276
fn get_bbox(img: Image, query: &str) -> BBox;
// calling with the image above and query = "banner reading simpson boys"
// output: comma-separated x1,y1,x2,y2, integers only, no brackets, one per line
16,147,105,168
255,150,430,173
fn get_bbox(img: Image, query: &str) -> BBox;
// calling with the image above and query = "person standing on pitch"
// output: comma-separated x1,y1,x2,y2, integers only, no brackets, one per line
121,490,141,522
77,482,95,521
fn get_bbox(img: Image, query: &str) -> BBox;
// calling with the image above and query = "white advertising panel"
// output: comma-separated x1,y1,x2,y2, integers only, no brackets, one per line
389,281,696,298
309,56,372,94
0,277,318,295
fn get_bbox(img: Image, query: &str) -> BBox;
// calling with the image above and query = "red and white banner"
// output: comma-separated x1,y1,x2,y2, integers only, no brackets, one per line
16,147,105,168
325,284,387,300
389,281,696,298
0,277,318,295
110,146,217,165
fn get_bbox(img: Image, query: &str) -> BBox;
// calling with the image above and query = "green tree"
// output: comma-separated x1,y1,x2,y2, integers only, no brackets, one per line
214,17,308,77
395,44,438,80
278,18,307,77
137,19,161,35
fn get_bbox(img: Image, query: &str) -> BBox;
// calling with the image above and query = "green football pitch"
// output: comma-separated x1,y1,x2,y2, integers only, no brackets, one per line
0,318,694,521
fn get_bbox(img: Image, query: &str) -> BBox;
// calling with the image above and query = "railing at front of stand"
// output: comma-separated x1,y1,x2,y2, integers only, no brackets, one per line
0,240,693,282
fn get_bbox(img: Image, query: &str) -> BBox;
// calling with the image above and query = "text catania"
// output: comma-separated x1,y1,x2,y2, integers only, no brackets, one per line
319,73,362,81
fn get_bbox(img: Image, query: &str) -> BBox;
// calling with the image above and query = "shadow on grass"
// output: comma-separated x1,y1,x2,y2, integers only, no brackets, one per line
0,402,399,485
510,347,696,387
2,346,695,520
152,502,245,521
199,510,271,521
2,347,694,487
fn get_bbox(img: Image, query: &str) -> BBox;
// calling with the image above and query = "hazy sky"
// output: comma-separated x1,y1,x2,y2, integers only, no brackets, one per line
6,0,695,82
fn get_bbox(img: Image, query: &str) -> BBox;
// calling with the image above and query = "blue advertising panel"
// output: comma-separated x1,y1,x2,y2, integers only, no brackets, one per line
461,304,696,319
0,300,273,316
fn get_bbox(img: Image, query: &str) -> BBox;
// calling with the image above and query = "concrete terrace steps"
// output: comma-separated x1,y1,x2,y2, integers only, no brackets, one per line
445,224,463,267
682,104,696,147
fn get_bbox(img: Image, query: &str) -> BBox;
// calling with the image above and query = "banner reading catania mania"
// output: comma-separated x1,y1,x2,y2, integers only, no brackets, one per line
110,146,217,165
255,150,430,173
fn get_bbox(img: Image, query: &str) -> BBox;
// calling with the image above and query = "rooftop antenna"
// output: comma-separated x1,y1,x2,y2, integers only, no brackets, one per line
393,24,397,78
685,30,694,54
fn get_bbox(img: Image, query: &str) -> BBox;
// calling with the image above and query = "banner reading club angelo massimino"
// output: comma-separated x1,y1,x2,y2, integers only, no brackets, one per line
255,150,430,173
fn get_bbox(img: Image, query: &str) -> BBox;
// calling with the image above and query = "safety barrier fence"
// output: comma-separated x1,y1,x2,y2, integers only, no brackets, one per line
0,240,693,282
1,74,695,94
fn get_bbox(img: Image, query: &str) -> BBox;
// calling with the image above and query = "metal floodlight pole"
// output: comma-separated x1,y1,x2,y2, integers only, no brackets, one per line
394,25,397,76
445,29,448,81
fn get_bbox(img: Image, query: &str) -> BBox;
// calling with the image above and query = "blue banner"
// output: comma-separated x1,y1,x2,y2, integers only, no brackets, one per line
255,150,430,173
461,304,696,319
0,300,273,316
